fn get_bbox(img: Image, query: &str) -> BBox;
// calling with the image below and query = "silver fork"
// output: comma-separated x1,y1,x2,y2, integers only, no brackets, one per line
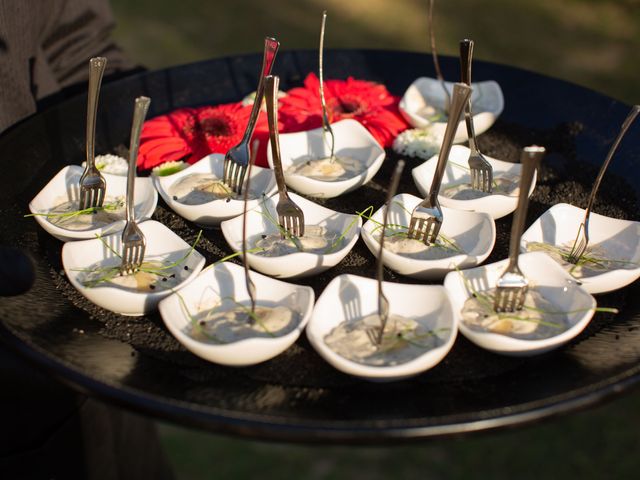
242,140,260,323
120,96,151,275
408,83,471,244
79,57,108,210
265,74,305,238
368,160,405,346
318,10,336,162
223,37,279,195
460,39,493,193
494,146,545,313
428,0,450,114
567,105,640,263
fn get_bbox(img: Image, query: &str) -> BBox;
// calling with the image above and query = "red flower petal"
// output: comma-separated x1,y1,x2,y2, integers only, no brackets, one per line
137,73,407,172
278,73,409,147
138,102,273,171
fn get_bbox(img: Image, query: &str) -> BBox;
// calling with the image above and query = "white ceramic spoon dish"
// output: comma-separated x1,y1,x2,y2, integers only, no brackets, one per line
361,193,495,280
29,165,157,242
307,273,457,382
62,220,205,316
444,251,597,356
220,192,361,278
153,153,277,227
412,145,536,219
267,118,385,198
399,78,504,143
521,203,640,294
158,262,314,366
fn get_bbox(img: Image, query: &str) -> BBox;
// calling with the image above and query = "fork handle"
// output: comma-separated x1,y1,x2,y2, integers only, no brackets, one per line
429,0,450,111
459,39,478,153
583,105,640,224
376,160,405,343
265,75,289,201
507,146,544,271
86,57,107,169
429,83,472,199
126,97,151,223
241,37,279,145
319,11,330,131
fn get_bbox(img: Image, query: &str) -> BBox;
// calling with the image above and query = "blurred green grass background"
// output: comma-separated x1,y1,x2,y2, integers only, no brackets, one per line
111,0,640,103
110,1,640,478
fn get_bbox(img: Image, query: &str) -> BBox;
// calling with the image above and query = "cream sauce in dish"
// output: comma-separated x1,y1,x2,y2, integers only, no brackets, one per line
461,287,571,339
416,104,447,123
441,174,519,200
287,156,364,182
189,305,299,343
170,173,250,205
324,313,444,366
377,234,460,260
525,241,637,279
45,196,125,231
81,260,186,292
253,225,341,256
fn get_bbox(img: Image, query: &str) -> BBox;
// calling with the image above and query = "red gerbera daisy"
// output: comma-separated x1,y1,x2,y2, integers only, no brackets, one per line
278,73,409,148
137,102,272,171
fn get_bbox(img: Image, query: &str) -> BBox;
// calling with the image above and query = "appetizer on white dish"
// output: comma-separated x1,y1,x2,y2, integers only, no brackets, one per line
221,192,361,278
159,262,314,366
153,153,277,227
267,119,385,198
62,220,205,316
399,78,504,143
361,193,495,280
28,165,157,242
521,203,640,294
412,145,536,220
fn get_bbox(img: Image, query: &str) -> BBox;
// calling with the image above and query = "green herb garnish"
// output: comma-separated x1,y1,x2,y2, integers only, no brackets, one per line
455,267,618,331
525,241,639,277
357,203,463,254
179,294,277,343
76,230,203,288
25,198,125,221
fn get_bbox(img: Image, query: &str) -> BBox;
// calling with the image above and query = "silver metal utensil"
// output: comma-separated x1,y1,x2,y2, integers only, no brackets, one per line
223,37,279,195
242,140,260,322
567,105,640,264
408,83,471,244
493,146,545,313
369,160,405,346
460,39,493,193
120,96,151,275
319,10,336,162
79,57,107,210
265,74,305,238
428,0,450,114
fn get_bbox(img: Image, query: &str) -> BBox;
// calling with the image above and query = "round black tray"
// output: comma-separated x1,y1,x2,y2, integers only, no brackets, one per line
2,50,640,444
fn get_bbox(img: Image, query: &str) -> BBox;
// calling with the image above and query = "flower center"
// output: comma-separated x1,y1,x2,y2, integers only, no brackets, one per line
200,115,233,137
333,96,366,116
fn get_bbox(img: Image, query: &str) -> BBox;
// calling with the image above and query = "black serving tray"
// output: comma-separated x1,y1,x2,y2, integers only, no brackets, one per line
2,50,640,444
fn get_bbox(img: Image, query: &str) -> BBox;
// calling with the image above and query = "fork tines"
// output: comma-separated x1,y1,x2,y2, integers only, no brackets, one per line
222,152,247,195
277,209,304,238
78,175,106,210
120,223,146,275
408,214,441,244
469,158,493,193
567,222,588,264
365,325,382,346
493,274,528,313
